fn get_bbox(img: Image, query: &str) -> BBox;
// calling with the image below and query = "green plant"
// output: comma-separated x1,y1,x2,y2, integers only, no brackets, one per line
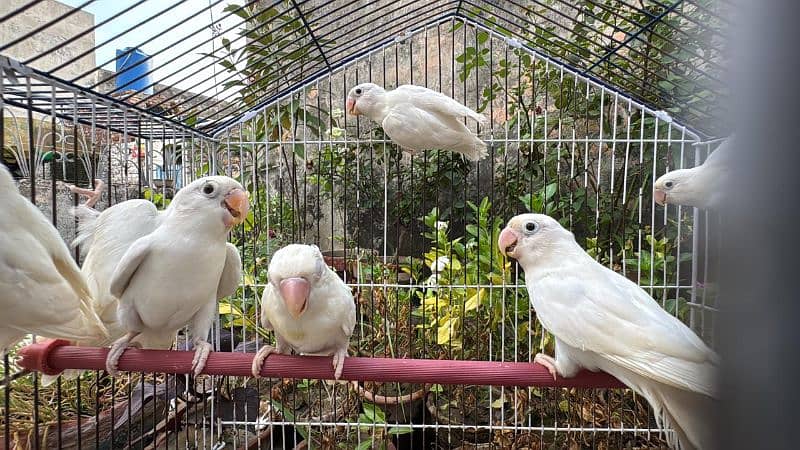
345,402,412,450
219,193,295,333
413,197,537,361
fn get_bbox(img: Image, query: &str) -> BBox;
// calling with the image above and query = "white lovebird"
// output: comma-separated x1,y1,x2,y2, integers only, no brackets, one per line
499,213,718,450
251,244,356,380
71,176,248,376
654,138,731,210
346,83,489,161
0,165,108,354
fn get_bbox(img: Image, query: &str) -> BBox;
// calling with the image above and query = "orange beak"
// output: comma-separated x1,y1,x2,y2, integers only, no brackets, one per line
346,98,359,116
223,188,250,228
280,277,310,319
498,227,520,257
654,189,667,206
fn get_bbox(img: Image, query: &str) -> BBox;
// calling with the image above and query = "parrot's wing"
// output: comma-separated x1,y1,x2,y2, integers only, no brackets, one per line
217,243,242,299
382,107,471,151
82,200,161,316
260,283,277,331
534,265,717,397
394,85,488,124
0,232,104,343
23,200,107,339
109,235,154,301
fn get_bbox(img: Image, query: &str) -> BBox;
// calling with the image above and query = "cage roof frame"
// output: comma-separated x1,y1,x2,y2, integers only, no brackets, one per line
0,0,724,140
211,15,703,141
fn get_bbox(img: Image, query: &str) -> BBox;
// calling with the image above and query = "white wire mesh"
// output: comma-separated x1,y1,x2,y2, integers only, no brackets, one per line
0,17,721,450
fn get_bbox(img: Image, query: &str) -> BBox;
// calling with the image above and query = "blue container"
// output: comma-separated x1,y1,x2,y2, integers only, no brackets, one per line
115,47,153,94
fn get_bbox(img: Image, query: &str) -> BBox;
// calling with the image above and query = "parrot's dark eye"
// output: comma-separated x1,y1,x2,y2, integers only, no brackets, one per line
525,222,537,233
202,184,215,195
665,181,674,188
355,88,362,95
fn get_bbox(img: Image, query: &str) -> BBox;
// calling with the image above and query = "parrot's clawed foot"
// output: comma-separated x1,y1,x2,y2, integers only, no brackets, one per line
191,340,213,376
68,179,104,208
332,348,348,380
106,333,140,376
251,345,277,378
534,353,558,380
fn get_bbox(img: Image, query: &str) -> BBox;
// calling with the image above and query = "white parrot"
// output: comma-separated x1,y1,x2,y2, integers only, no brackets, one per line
499,213,718,450
654,138,731,209
346,83,489,161
0,164,108,354
251,244,356,380
59,176,248,377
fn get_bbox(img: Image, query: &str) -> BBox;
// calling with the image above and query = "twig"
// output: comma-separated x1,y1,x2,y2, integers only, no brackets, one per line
351,381,429,405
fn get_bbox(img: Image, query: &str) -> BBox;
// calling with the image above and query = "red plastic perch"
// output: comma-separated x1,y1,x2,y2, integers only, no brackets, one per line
17,340,626,389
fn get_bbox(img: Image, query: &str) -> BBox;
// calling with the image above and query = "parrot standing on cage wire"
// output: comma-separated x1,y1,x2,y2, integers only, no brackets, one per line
0,164,109,355
251,244,356,380
654,137,732,210
345,83,490,161
49,176,248,379
499,213,718,450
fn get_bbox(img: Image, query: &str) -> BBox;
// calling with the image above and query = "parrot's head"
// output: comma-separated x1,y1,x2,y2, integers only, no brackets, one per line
499,213,574,268
172,176,250,230
346,83,385,118
654,168,699,207
268,244,328,319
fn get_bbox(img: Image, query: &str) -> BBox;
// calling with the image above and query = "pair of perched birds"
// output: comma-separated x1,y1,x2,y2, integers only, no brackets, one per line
0,167,249,379
0,164,353,382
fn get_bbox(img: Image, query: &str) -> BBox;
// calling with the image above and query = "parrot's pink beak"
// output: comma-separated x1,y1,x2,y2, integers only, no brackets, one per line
498,227,520,257
346,98,359,116
280,277,310,318
222,188,250,228
654,189,667,206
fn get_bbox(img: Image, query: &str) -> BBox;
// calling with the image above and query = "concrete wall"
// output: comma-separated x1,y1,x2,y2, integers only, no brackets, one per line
0,0,96,84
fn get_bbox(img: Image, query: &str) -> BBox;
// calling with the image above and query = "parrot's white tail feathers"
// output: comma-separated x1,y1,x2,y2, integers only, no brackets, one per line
472,112,490,127
71,205,101,249
460,136,489,161
83,308,110,341
644,383,716,450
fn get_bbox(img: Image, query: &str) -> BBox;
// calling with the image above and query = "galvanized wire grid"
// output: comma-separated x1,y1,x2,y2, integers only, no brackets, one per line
0,3,722,450
0,0,726,137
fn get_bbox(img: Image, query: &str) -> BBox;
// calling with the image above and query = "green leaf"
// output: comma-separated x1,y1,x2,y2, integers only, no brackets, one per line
355,440,373,450
389,426,413,435
361,402,387,424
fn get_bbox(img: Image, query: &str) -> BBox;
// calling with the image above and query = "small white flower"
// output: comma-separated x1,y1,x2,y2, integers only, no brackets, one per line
430,256,450,273
424,273,439,289
331,107,344,119
435,221,448,231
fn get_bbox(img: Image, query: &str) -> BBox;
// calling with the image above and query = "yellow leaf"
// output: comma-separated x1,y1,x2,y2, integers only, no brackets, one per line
218,302,243,317
421,296,442,311
488,273,505,285
437,317,459,345
243,273,255,285
464,288,485,312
